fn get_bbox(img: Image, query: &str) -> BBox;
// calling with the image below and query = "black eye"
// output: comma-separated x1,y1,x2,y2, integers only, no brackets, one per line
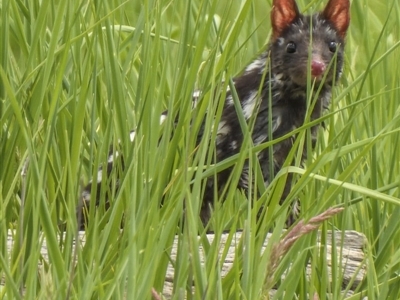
286,42,297,53
328,41,338,52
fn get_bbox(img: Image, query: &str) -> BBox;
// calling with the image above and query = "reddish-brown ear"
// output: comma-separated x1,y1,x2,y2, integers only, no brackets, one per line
322,0,350,38
271,0,300,40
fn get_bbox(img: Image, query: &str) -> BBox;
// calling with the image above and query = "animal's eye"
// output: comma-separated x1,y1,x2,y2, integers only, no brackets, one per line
328,41,337,52
286,42,297,53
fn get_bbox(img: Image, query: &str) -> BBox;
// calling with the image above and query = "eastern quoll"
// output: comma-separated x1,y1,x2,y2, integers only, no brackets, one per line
79,0,350,228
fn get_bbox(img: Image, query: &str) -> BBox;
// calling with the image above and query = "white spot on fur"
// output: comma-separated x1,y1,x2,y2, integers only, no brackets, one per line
254,134,267,145
230,140,238,149
272,115,282,132
226,94,234,106
192,90,201,108
273,73,284,85
275,73,283,80
159,114,167,124
192,90,200,98
291,200,301,218
216,121,231,151
239,169,249,189
245,58,266,73
129,131,136,141
82,190,91,202
96,169,103,183
272,91,281,98
242,91,258,119
108,151,120,163
217,120,230,136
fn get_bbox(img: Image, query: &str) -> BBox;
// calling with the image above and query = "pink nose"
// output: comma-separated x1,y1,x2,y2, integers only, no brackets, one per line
311,60,326,77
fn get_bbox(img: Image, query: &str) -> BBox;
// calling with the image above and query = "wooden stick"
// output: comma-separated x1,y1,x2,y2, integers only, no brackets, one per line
4,229,366,298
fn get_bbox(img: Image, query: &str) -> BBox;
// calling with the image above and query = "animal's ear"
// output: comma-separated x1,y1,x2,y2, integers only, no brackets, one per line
322,0,350,38
271,0,300,40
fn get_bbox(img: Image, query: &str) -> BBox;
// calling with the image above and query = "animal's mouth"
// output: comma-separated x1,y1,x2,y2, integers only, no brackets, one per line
311,73,325,82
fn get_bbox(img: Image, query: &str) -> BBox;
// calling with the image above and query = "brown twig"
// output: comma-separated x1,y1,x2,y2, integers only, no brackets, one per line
264,207,344,292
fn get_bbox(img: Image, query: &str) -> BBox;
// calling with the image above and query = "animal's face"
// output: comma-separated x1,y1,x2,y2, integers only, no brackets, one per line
270,14,346,87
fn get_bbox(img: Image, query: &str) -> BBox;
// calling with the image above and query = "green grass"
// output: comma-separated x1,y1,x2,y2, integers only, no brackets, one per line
1,0,400,299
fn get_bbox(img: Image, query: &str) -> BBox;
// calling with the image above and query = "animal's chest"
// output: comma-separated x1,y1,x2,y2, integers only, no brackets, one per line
212,87,326,186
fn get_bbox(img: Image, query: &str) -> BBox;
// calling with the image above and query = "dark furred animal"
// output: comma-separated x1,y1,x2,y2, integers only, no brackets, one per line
79,0,350,227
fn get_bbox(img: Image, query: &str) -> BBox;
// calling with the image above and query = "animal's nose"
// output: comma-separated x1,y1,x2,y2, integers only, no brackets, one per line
311,60,326,77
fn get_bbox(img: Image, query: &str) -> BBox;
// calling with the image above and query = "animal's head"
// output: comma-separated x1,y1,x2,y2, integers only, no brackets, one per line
270,0,350,86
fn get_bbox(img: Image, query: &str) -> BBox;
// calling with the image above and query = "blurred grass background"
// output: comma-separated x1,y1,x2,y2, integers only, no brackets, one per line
1,0,400,299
